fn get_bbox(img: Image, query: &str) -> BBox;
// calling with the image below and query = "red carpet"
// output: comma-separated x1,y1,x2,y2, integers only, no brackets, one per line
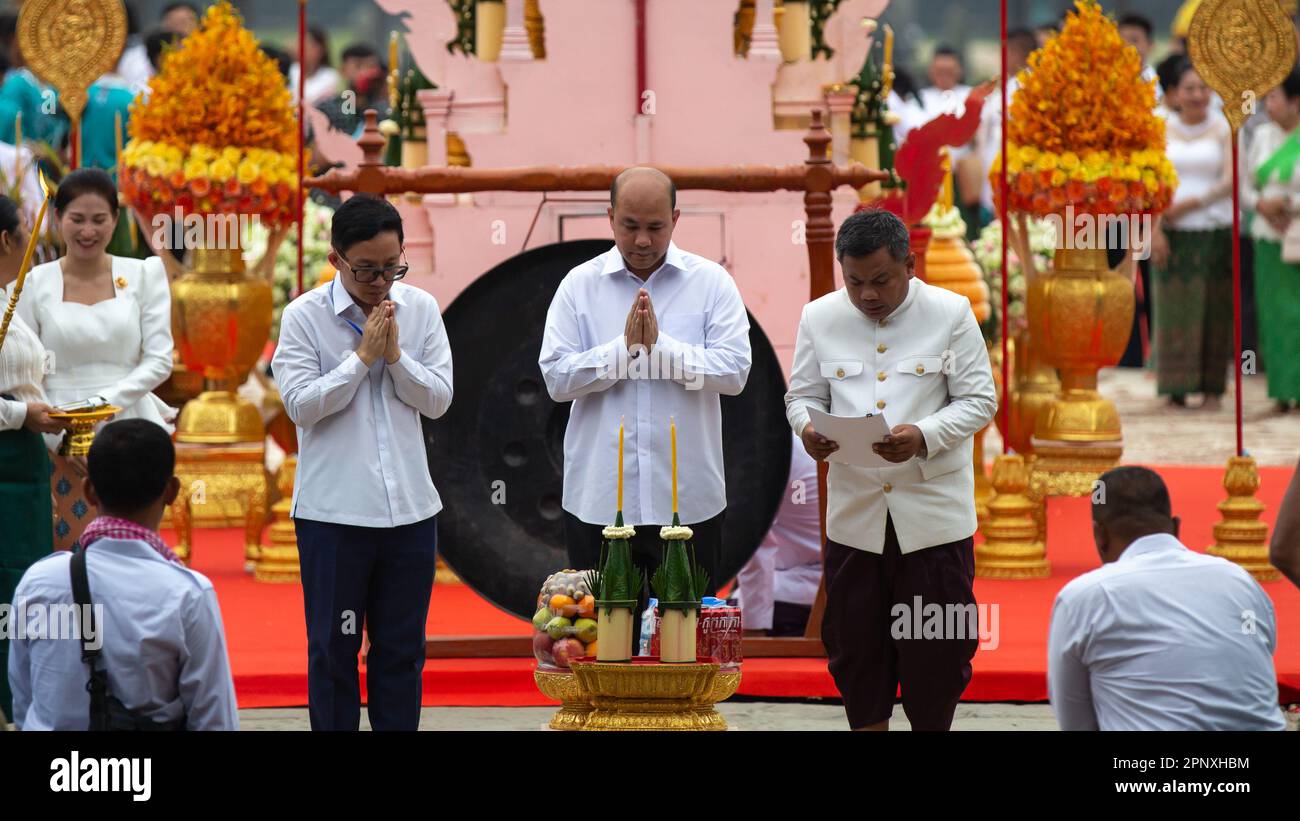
170,464,1300,708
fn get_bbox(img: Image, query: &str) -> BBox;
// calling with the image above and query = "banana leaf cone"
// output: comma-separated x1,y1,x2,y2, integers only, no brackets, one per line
586,510,639,662
653,513,705,663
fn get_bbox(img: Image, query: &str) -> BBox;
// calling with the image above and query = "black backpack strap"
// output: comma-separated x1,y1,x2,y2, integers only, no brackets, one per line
70,547,110,730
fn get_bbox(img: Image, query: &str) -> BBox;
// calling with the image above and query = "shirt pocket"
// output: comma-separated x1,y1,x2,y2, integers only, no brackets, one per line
820,360,864,380
897,355,945,377
661,312,705,345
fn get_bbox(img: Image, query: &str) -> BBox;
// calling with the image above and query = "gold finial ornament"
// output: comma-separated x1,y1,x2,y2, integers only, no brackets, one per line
1188,0,1297,134
1209,456,1278,581
18,0,128,164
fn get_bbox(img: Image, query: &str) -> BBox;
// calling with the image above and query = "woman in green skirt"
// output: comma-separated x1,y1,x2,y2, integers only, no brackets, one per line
0,196,68,721
1151,59,1236,409
1243,68,1300,413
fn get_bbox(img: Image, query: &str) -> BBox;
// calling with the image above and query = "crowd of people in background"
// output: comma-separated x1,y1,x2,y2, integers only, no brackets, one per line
886,10,1300,414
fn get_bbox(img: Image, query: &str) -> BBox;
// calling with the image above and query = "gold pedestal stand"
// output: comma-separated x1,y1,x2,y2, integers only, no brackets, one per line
1209,456,1278,582
171,441,269,570
47,406,122,456
533,670,595,731
565,661,737,731
254,455,299,583
976,454,1050,579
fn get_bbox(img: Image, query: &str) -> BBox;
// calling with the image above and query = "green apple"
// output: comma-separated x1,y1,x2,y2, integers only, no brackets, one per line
546,616,573,640
573,618,598,643
532,607,552,632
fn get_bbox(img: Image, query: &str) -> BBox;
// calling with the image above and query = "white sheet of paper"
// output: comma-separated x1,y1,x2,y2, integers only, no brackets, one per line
808,407,893,468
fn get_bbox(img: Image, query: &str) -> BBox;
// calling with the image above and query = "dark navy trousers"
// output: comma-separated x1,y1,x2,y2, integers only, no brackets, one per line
295,515,438,731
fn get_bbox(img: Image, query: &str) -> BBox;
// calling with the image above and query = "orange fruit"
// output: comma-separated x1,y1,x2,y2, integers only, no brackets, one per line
577,595,595,618
549,594,576,615
585,640,597,658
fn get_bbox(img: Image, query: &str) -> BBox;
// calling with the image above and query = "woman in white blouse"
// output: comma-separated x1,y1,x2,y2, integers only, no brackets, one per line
0,195,69,718
1150,58,1235,409
16,169,174,551
1242,69,1300,414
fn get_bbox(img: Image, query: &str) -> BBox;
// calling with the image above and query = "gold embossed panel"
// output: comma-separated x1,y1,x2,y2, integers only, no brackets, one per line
1188,0,1297,133
18,0,128,123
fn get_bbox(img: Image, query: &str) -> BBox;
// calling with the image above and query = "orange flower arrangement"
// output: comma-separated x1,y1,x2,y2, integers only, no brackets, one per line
120,1,300,228
990,0,1177,217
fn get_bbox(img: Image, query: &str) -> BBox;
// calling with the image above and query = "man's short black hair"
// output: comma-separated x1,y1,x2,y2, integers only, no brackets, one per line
1006,28,1037,54
331,194,404,253
1117,13,1154,40
341,42,379,64
1092,466,1174,535
88,420,176,516
161,2,200,20
1280,67,1300,101
932,45,963,65
145,28,181,71
835,208,910,263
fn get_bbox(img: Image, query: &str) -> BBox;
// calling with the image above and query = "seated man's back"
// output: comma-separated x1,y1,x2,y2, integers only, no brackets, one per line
9,537,237,730
6,419,237,731
1050,533,1284,731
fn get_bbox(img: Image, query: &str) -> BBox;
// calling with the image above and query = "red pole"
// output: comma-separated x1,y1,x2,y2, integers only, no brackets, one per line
70,126,79,171
999,0,1009,454
635,0,647,117
1232,136,1243,456
297,0,307,296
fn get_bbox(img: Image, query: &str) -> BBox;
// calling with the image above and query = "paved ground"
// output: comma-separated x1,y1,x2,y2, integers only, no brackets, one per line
985,368,1300,467
236,702,1063,731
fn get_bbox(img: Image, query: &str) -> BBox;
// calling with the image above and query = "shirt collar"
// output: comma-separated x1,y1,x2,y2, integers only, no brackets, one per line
1117,532,1186,563
601,242,686,277
329,275,406,315
882,276,920,323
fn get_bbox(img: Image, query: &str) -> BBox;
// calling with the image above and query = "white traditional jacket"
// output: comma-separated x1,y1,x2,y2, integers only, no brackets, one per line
785,277,997,554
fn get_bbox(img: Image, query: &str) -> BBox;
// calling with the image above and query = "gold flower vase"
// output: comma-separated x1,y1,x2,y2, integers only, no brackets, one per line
1027,247,1131,496
172,244,273,444
1010,326,1061,457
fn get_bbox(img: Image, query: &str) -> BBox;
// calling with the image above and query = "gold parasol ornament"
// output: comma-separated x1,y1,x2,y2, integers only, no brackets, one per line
1188,0,1296,134
17,0,128,166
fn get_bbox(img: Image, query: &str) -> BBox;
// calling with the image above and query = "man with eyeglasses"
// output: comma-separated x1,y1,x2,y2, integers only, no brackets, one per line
271,194,453,731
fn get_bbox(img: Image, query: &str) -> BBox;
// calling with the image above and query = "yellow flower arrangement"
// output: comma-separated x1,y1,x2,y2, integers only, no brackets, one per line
990,0,1177,217
120,1,300,227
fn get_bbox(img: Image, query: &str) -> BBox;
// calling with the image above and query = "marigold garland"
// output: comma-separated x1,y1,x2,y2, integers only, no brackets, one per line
991,0,1177,217
120,1,300,228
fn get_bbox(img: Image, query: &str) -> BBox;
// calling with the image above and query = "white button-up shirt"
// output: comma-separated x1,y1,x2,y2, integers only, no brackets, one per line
272,277,454,528
8,538,239,730
1048,533,1286,731
539,242,751,526
734,434,823,630
786,278,997,554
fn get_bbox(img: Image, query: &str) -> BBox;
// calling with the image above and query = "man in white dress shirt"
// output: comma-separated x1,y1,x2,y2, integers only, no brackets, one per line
1050,466,1286,731
735,433,822,637
540,168,751,641
8,420,238,730
273,195,453,731
786,209,996,731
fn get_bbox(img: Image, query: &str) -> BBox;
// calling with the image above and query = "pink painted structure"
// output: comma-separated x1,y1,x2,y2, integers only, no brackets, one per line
319,0,893,369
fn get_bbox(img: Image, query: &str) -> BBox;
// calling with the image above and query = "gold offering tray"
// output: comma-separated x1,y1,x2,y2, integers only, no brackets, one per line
49,406,122,457
537,658,740,731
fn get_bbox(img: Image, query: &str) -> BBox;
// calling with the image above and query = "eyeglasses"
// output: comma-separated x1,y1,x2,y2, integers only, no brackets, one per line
335,249,409,283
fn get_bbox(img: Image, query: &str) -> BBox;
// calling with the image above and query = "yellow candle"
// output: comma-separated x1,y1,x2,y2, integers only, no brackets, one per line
670,416,678,514
884,23,893,70
617,417,624,512
389,31,399,76
0,170,51,353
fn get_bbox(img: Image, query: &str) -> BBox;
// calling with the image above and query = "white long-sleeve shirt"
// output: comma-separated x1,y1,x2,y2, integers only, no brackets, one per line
272,277,454,528
734,433,822,630
539,242,752,526
1048,533,1286,731
0,306,47,431
8,537,239,730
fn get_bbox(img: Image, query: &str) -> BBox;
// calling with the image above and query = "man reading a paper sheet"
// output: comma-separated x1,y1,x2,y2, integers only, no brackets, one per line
785,209,997,731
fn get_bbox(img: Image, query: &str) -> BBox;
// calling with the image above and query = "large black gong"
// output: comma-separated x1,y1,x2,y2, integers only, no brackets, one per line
425,239,792,620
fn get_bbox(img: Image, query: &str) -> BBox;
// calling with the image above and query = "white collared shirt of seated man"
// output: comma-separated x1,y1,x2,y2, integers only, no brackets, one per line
1049,465,1287,731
